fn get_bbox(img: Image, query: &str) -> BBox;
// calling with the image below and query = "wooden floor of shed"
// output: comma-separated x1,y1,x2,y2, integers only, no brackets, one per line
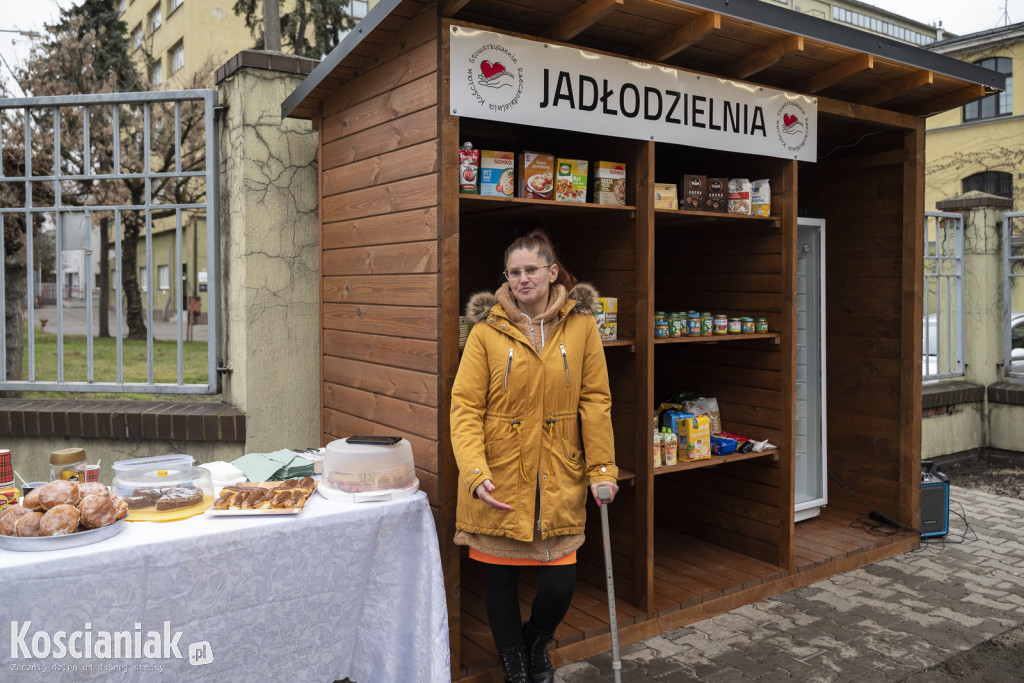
457,505,915,681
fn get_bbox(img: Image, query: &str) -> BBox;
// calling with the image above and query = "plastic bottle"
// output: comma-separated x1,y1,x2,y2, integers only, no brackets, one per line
652,429,663,469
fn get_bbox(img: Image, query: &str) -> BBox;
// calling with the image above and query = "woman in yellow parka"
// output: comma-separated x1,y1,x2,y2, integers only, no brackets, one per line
451,230,618,683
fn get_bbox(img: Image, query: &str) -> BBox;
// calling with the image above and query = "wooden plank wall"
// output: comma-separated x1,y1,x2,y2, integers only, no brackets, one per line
318,7,442,509
799,134,911,517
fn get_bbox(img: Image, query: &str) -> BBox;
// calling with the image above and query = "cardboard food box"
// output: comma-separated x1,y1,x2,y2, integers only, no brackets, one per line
705,177,728,212
654,183,678,210
555,158,588,203
682,174,707,211
680,414,711,461
519,151,555,200
596,297,618,341
479,150,515,198
593,161,627,206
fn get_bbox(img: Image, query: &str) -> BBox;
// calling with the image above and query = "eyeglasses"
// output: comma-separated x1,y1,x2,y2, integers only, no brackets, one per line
503,264,553,281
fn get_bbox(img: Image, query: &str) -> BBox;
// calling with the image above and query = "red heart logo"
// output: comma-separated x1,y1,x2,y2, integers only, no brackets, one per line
783,114,798,128
480,60,506,79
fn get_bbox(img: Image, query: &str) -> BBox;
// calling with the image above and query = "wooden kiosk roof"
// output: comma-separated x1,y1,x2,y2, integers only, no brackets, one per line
283,0,1003,123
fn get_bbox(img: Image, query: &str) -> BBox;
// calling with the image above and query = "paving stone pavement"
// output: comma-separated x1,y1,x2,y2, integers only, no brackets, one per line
556,486,1024,682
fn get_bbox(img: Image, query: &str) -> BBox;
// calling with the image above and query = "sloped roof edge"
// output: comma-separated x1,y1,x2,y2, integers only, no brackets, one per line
281,0,404,119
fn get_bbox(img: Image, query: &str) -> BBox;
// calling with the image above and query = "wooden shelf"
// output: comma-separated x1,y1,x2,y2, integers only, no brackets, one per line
655,207,780,229
460,194,636,219
655,332,780,344
654,448,779,475
602,338,635,348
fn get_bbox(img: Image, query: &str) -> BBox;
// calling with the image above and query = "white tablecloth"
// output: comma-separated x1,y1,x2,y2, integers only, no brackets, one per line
1,491,450,683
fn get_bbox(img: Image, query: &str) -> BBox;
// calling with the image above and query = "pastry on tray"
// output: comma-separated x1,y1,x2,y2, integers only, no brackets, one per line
213,477,317,511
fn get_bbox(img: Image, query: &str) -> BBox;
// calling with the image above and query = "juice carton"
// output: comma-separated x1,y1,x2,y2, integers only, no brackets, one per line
593,161,626,206
479,150,515,198
458,142,479,194
680,414,711,461
555,158,588,203
519,151,554,200
596,297,618,341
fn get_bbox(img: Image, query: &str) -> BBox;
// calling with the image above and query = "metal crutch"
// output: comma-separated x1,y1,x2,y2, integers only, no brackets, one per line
597,485,622,683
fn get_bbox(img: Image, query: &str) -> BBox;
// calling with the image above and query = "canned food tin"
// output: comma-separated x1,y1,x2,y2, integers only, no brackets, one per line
686,311,701,337
755,317,768,334
741,317,755,334
713,315,728,335
728,318,742,334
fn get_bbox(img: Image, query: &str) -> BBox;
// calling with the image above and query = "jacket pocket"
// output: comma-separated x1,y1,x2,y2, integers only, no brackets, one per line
546,436,588,532
484,431,521,488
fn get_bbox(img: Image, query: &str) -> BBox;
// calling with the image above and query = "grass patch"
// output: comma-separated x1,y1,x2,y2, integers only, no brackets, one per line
20,327,213,400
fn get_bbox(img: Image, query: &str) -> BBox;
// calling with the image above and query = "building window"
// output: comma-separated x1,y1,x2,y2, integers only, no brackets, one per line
170,42,184,73
132,24,143,50
118,0,126,14
962,171,1013,198
158,265,170,291
149,4,162,32
350,0,369,19
169,0,183,13
832,6,935,46
150,60,163,86
964,58,1013,121
140,267,148,292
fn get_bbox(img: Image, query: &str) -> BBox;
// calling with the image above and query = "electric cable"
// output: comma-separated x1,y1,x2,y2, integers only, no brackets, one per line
828,470,923,535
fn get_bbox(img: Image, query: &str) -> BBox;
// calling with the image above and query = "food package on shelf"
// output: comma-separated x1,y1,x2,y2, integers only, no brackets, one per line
680,397,722,434
480,150,515,198
681,174,706,211
706,177,728,212
593,161,626,206
596,297,618,341
680,414,711,461
519,151,554,200
751,178,771,217
459,142,479,194
728,178,751,214
654,183,678,210
555,158,588,203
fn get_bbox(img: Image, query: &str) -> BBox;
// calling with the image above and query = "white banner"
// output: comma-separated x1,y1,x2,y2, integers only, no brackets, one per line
449,26,817,162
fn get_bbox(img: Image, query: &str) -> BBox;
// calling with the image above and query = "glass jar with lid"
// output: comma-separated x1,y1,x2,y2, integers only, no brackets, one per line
50,448,86,482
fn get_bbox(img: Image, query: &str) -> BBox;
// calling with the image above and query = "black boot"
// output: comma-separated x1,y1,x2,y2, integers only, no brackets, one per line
497,645,529,683
522,621,555,683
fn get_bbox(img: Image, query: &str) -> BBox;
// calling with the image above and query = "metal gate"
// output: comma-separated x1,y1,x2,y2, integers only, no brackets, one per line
0,90,219,393
923,211,964,381
1005,211,1024,380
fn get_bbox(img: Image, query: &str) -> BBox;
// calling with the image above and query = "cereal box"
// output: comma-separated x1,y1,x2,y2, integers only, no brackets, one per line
555,158,588,203
654,183,678,210
594,161,626,206
480,150,515,198
680,414,711,461
596,297,618,341
519,151,555,200
681,174,706,211
705,177,728,212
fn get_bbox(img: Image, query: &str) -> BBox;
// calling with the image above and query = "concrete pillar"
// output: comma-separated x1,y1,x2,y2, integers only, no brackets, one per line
216,52,320,452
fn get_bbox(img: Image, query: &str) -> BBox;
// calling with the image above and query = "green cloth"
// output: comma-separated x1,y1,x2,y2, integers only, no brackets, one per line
232,450,315,482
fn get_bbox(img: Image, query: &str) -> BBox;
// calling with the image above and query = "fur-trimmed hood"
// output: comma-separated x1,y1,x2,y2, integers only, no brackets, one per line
465,282,601,323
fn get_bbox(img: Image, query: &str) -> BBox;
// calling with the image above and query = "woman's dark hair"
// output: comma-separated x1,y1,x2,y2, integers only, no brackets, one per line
504,229,578,290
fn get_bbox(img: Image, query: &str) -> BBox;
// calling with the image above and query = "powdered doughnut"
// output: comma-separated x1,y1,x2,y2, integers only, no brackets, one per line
78,482,109,499
79,494,118,529
40,504,80,536
0,505,31,536
21,487,44,511
37,480,80,510
14,511,44,537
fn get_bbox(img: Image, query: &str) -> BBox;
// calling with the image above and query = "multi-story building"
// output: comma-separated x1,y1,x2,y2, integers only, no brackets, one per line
112,0,369,321
760,0,948,46
926,23,1023,211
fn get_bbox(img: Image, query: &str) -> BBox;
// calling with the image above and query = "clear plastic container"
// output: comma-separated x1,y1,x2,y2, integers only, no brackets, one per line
111,454,195,475
319,436,418,502
111,465,213,522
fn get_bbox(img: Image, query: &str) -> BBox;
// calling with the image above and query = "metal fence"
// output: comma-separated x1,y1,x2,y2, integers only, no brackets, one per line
923,211,964,381
1005,211,1024,380
0,90,218,393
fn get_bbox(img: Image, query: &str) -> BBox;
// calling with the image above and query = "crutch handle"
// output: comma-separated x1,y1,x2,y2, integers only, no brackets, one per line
597,485,612,502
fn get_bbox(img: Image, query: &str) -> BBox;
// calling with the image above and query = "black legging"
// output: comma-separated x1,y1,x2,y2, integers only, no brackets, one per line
483,561,577,651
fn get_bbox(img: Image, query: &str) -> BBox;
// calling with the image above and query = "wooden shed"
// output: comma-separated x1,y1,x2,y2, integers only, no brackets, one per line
282,1,1002,679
